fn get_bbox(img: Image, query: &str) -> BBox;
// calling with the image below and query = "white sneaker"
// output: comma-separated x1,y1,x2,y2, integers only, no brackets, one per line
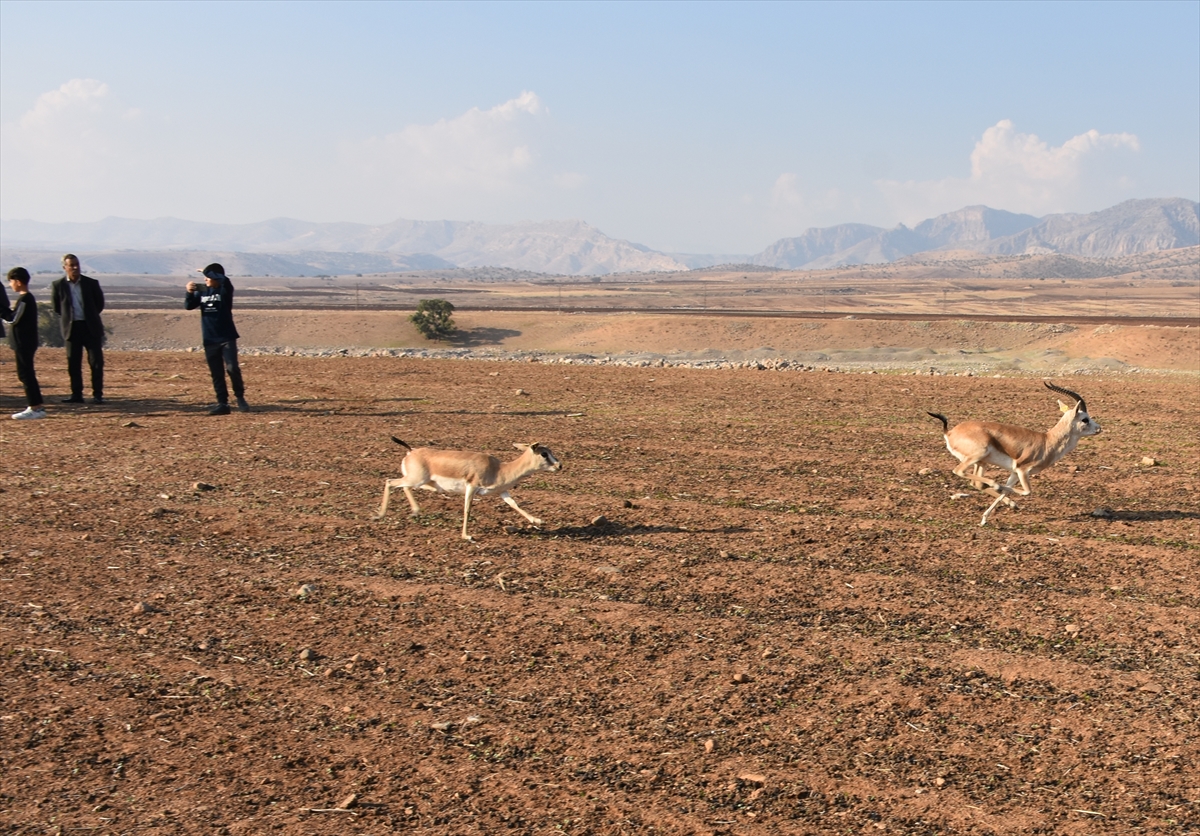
12,406,47,420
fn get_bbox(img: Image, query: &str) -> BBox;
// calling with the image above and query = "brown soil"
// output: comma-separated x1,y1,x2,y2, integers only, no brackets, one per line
2,343,1198,834
106,309,1200,374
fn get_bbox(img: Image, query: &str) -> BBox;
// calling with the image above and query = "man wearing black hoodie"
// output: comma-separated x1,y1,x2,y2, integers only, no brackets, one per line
186,263,250,415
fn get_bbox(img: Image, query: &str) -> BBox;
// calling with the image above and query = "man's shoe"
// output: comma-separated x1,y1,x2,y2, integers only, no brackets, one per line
208,403,231,415
12,406,47,420
236,397,251,413
61,396,84,403
92,397,105,405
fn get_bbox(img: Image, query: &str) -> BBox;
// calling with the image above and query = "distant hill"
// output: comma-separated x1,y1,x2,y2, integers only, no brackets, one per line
0,217,689,276
752,199,1197,269
2,198,1195,276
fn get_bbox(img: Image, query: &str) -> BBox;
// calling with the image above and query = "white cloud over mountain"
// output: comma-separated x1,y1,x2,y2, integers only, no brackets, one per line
877,120,1142,224
349,91,547,194
1,78,147,217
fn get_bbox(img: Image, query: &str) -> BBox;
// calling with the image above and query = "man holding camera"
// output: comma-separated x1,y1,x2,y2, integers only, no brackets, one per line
186,263,250,415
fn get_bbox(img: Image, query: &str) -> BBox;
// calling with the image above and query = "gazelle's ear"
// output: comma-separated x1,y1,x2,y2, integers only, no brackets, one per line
513,443,530,451
1058,400,1071,413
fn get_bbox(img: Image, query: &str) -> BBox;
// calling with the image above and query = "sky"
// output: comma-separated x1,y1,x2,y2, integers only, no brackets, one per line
1,0,1197,254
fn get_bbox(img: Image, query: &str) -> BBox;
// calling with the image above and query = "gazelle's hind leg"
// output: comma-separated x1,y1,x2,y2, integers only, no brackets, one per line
954,457,1001,492
376,477,424,519
954,456,1018,514
401,486,421,515
500,492,543,526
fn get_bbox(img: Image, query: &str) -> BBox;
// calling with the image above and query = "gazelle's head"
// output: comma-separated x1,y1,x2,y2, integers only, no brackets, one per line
1046,381,1101,437
516,442,562,472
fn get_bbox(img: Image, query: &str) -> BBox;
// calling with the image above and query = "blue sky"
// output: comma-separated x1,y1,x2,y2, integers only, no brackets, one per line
1,0,1197,253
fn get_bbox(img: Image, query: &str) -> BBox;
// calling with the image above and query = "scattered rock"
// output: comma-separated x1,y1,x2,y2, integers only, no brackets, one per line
622,499,634,509
732,672,751,684
299,648,317,662
514,388,527,396
761,648,775,659
295,584,317,599
133,602,155,615
193,482,216,492
430,721,453,732
1091,508,1115,520
122,421,142,428
1140,456,1158,467
704,738,715,753
738,773,767,785
590,514,608,527
918,467,932,475
337,793,358,810
1064,624,1080,637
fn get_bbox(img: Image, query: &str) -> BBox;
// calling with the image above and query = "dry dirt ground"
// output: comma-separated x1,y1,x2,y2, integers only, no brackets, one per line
105,309,1200,375
1,343,1198,834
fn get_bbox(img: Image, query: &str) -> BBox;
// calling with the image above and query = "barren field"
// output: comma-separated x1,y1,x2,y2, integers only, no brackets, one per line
105,308,1200,375
1,348,1198,835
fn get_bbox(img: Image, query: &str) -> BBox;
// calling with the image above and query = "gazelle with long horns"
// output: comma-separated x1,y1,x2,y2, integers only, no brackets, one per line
928,381,1101,526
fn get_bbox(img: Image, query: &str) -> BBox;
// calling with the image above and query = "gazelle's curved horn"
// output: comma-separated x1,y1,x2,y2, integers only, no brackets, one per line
1044,381,1086,412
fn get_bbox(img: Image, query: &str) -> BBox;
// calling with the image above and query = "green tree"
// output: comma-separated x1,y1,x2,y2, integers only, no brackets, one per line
410,299,457,340
37,305,64,348
35,305,109,347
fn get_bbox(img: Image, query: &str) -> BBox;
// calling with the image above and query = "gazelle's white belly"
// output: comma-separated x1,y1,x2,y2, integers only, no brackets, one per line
421,475,495,495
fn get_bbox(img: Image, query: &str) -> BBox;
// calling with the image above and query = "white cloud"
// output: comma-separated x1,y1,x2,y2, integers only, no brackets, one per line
1,78,150,219
351,91,547,192
770,172,803,209
877,120,1141,222
19,78,112,129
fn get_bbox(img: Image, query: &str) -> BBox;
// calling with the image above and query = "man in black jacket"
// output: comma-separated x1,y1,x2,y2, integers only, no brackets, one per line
51,253,105,404
186,263,250,415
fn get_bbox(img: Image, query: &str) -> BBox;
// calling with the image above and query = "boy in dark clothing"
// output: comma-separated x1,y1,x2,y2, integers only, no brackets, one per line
185,263,249,415
4,267,46,420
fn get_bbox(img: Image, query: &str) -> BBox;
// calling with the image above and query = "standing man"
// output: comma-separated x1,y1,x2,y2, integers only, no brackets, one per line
186,263,250,415
52,253,105,404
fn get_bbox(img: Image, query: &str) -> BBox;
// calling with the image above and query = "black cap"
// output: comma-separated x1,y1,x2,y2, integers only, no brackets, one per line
199,263,226,279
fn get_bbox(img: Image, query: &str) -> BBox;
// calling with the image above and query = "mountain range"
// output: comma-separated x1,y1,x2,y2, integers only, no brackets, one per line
2,198,1196,277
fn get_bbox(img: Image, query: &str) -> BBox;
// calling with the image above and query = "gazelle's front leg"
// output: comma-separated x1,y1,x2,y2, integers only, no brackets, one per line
500,492,543,526
461,485,477,540
980,472,1025,525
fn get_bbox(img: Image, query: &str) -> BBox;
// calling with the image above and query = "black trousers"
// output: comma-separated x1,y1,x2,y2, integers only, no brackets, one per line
65,321,104,399
204,340,245,404
14,346,43,408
